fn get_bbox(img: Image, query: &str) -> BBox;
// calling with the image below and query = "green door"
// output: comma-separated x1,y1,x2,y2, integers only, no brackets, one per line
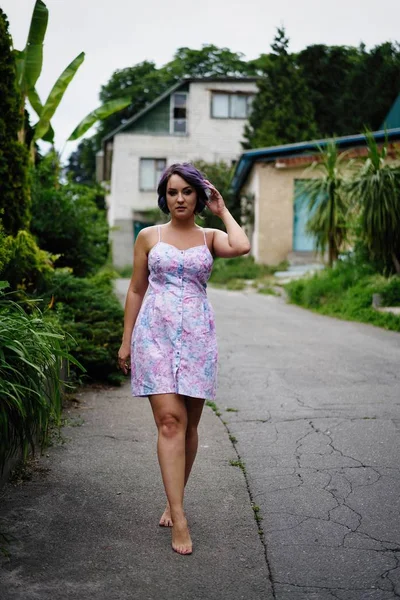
293,180,315,252
133,220,153,241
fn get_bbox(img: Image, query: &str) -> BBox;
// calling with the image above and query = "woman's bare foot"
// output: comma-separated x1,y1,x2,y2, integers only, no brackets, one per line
159,504,173,527
171,517,192,555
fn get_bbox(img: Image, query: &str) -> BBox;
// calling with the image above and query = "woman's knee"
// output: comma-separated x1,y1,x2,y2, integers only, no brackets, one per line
158,413,186,438
185,424,198,441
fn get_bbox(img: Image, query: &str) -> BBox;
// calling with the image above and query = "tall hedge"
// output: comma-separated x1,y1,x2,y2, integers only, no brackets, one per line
0,9,30,235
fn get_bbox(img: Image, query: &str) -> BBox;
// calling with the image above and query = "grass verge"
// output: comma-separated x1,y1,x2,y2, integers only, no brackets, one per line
285,260,400,332
210,256,287,285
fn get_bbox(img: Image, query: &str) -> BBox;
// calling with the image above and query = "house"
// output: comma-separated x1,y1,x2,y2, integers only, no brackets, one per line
100,77,258,267
231,128,400,266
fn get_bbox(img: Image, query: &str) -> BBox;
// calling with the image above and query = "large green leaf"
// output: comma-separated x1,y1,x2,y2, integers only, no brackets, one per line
42,124,55,143
67,97,131,141
14,49,25,88
27,87,43,116
24,0,48,90
33,52,85,142
28,88,55,143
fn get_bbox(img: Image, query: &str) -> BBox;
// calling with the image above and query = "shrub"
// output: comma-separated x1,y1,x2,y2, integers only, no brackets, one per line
0,229,55,293
31,165,109,277
0,288,77,471
379,277,400,306
285,259,400,332
36,269,125,384
0,221,11,273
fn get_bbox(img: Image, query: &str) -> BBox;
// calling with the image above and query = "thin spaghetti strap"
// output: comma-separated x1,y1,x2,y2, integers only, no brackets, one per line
158,226,161,242
202,228,207,246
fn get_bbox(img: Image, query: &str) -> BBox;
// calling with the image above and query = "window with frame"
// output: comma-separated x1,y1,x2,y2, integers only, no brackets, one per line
211,92,254,119
171,92,187,134
139,158,166,191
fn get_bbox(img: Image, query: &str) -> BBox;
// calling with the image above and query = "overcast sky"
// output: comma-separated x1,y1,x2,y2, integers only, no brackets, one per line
3,0,400,158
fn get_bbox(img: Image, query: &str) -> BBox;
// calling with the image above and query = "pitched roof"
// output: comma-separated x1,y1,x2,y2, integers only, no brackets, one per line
102,76,258,143
231,128,400,195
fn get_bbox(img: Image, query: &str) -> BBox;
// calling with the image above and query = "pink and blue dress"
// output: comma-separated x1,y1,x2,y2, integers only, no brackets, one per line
131,226,218,400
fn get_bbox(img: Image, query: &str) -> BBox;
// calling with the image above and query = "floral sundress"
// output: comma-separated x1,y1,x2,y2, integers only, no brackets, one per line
130,226,218,400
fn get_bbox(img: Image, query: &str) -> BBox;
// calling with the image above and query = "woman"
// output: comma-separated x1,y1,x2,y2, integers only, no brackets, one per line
117,163,250,555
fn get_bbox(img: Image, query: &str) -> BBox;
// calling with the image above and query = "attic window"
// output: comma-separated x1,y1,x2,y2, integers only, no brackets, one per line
171,93,187,134
211,92,253,119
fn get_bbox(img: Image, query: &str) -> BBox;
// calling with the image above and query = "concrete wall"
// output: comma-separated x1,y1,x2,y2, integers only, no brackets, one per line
110,219,135,269
245,162,322,265
241,166,259,259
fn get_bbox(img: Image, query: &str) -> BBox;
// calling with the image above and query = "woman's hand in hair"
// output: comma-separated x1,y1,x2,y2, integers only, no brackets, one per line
204,180,228,218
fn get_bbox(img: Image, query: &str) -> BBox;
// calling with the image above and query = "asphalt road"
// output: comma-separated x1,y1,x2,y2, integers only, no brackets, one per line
1,281,399,600
211,286,400,600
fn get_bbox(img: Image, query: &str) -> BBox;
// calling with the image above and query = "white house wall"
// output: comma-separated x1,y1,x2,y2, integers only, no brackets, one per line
108,80,258,224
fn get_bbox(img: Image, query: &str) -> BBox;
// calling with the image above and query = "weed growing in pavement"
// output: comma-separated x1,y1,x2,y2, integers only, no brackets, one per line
205,400,221,416
230,459,246,473
61,415,84,427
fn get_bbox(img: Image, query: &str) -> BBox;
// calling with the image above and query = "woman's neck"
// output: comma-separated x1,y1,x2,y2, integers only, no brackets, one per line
167,217,197,231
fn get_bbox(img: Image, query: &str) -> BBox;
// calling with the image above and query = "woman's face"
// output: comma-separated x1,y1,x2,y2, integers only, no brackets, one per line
166,174,198,217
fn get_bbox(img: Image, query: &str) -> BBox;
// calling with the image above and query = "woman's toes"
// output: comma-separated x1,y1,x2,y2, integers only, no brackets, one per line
159,508,173,527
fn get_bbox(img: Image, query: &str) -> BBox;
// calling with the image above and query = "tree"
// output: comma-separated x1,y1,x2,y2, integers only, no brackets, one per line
297,141,350,266
338,42,400,135
297,44,362,137
163,45,254,79
348,133,400,274
243,28,318,149
0,8,30,235
66,138,98,185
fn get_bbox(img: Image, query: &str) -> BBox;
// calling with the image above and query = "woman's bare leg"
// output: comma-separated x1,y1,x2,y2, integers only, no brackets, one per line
149,393,192,554
160,396,205,527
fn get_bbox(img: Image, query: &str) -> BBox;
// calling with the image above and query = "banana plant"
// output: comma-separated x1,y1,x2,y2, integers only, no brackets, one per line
14,0,130,155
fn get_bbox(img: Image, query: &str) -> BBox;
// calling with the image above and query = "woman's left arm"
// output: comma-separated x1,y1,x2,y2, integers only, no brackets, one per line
204,180,251,258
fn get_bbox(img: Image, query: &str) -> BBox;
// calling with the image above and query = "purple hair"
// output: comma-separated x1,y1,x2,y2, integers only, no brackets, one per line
157,163,209,215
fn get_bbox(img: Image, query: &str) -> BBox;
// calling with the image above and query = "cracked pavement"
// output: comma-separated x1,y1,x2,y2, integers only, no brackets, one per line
1,282,399,600
212,287,400,600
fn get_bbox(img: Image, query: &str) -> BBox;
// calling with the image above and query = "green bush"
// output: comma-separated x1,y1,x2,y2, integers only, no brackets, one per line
0,229,55,293
0,288,77,470
0,221,11,273
36,269,125,384
31,166,109,277
286,260,400,332
379,277,400,306
209,256,285,284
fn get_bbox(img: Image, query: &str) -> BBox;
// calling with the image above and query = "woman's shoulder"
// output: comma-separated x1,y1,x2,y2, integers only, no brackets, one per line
136,225,160,251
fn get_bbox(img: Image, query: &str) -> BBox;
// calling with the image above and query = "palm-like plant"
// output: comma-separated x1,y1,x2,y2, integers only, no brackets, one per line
14,0,130,155
296,140,351,266
348,132,400,274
